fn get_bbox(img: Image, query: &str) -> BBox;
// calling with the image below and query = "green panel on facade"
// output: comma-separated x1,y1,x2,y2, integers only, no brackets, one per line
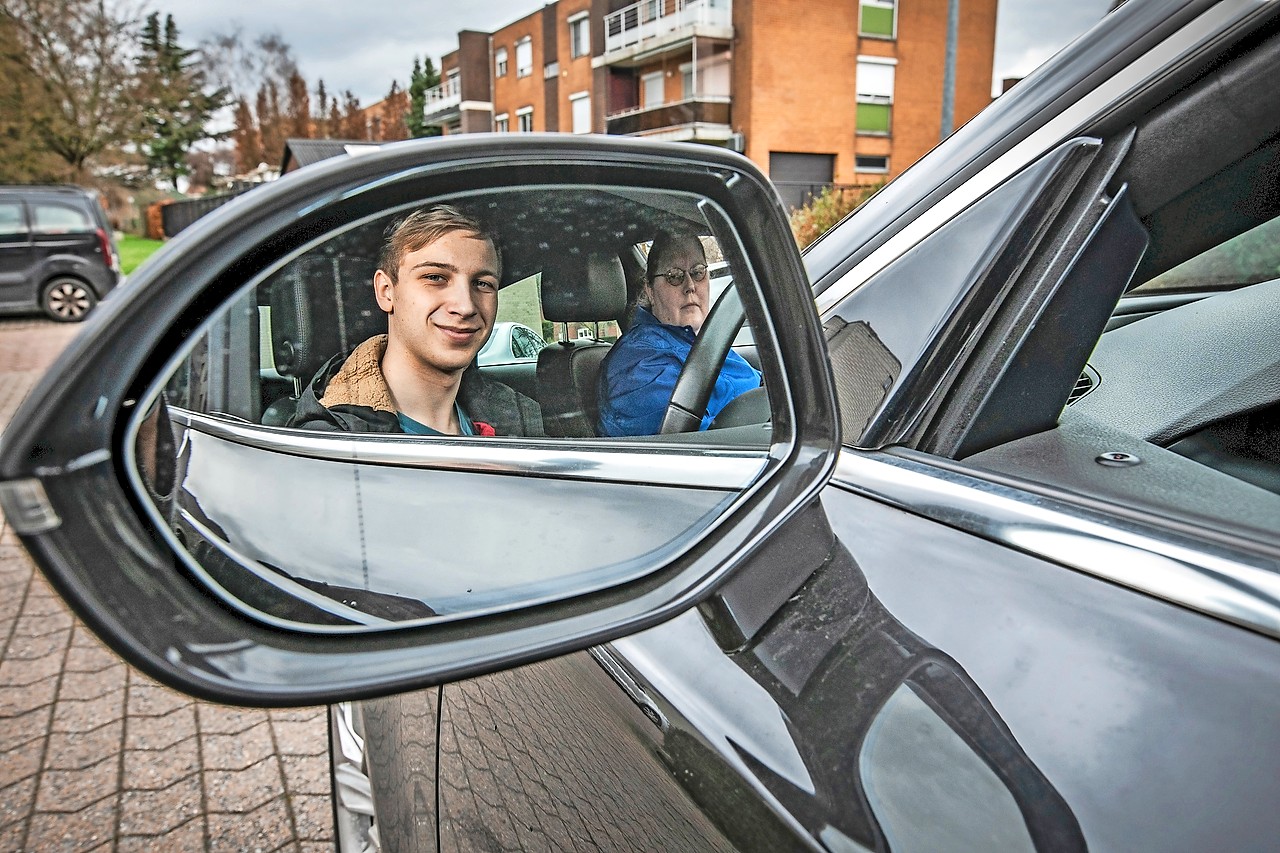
860,5,895,37
856,103,892,134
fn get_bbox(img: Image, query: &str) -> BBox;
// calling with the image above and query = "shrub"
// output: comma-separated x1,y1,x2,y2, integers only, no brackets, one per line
790,183,882,249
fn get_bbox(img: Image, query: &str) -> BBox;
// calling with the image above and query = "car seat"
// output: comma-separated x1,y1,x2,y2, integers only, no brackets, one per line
536,251,628,437
261,252,386,425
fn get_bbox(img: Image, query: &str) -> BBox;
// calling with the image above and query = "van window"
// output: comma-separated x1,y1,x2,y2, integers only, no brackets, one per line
32,202,93,233
0,203,26,240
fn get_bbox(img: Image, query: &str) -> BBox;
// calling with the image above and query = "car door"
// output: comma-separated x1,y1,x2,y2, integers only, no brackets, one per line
436,3,1280,850
0,197,34,306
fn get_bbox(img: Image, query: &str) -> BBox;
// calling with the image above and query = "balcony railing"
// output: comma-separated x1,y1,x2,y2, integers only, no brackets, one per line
604,0,732,55
605,97,730,136
423,76,461,117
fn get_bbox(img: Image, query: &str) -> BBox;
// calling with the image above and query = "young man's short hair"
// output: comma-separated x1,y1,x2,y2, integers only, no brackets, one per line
378,204,502,282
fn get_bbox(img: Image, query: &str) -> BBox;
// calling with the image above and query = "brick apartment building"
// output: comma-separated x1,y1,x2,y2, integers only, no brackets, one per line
424,0,997,209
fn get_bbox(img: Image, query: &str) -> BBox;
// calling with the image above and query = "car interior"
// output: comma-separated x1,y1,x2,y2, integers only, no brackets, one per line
204,185,774,444
954,19,1280,538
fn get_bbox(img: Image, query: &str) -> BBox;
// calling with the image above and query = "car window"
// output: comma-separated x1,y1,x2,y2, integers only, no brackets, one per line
31,201,93,233
0,202,26,239
1129,214,1280,295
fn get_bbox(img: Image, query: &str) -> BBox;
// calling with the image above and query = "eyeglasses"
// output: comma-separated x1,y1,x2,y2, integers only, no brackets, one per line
652,263,708,287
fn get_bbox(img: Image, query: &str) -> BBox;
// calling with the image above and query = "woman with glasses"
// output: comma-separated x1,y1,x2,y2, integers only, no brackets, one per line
597,231,761,436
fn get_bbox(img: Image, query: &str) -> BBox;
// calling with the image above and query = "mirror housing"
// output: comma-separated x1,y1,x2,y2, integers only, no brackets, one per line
0,136,839,706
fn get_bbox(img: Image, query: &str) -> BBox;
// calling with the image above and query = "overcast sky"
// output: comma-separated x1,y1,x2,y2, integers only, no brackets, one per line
162,0,1114,106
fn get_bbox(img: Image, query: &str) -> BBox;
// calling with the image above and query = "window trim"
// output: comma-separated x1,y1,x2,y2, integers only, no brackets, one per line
516,36,534,78
495,47,509,77
858,0,898,40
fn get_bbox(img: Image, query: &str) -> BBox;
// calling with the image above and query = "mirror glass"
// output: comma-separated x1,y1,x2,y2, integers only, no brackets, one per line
130,183,775,630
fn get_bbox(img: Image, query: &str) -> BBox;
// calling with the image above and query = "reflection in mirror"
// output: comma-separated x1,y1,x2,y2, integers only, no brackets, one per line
130,184,774,630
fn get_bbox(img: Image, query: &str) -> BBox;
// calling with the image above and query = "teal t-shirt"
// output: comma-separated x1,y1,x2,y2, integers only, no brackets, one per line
396,403,475,436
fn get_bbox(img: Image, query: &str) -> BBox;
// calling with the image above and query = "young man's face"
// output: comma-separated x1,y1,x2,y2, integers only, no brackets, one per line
645,239,710,332
374,229,500,376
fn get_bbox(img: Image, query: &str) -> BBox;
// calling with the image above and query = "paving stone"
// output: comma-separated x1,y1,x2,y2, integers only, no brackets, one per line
0,773,37,827
0,672,57,717
35,754,118,812
24,795,117,853
201,720,277,771
0,822,26,853
43,719,122,770
197,701,270,735
118,774,204,836
0,652,65,687
270,718,329,758
0,705,51,753
290,794,334,842
12,610,74,637
51,688,125,733
58,665,128,701
116,817,207,852
4,627,70,661
125,704,197,751
122,737,199,790
203,755,286,813
206,797,296,852
280,753,330,797
127,682,193,717
63,642,122,674
0,736,43,787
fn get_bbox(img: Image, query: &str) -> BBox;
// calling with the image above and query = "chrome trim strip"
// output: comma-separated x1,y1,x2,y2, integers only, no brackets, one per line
832,450,1280,640
815,0,1263,315
171,409,769,490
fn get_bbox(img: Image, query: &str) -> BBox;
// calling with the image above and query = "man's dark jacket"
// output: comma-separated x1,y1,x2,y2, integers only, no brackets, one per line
287,334,544,437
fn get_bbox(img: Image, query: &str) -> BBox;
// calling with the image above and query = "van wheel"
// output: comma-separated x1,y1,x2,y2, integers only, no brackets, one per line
41,278,97,322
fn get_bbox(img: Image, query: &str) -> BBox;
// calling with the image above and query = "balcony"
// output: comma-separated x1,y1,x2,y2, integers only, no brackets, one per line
605,97,731,141
603,0,732,64
422,76,461,124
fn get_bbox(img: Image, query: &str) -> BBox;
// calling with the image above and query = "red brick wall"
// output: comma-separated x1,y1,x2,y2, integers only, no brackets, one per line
493,10,548,131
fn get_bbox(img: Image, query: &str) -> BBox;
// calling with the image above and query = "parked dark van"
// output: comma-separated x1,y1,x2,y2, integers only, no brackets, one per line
0,185,122,321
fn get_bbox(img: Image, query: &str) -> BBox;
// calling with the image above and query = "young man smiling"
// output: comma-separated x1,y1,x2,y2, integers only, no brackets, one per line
289,205,544,437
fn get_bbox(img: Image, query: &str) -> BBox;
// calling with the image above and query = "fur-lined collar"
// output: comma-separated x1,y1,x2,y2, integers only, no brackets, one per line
319,334,396,412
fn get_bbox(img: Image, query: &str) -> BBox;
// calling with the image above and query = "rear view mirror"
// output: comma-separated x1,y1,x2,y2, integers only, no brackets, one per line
0,137,838,704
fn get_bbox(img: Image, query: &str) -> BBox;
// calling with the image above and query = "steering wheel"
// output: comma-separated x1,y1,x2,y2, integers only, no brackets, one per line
660,285,746,434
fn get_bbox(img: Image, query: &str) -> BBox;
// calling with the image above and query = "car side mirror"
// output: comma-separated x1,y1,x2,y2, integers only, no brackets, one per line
0,136,839,705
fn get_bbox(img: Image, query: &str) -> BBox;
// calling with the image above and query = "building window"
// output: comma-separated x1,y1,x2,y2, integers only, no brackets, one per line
856,57,896,135
495,113,509,133
516,37,533,78
517,106,533,132
495,47,508,77
859,0,897,39
569,14,590,59
570,92,591,134
642,71,664,108
855,155,890,174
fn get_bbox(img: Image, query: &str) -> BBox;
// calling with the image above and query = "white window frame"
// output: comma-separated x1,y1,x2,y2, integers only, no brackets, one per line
570,91,591,134
569,13,590,59
495,47,508,77
516,105,533,133
516,36,533,78
856,55,897,135
494,113,509,133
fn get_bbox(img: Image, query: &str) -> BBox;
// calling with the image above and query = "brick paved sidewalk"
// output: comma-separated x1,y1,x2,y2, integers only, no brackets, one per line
0,319,334,852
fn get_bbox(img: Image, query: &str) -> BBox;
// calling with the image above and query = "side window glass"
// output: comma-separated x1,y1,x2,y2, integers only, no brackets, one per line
1129,214,1280,294
0,203,26,242
32,202,92,233
131,185,777,631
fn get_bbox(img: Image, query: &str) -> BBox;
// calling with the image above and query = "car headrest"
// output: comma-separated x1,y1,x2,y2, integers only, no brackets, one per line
539,252,628,322
270,253,386,382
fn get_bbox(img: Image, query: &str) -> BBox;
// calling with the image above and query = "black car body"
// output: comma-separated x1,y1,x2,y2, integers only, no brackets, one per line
0,185,122,321
4,0,1280,850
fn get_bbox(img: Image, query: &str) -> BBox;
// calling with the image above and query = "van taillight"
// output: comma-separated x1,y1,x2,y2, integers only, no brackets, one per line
95,228,119,272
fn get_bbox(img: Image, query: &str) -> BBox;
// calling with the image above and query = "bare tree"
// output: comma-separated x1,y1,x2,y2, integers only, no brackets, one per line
2,0,142,180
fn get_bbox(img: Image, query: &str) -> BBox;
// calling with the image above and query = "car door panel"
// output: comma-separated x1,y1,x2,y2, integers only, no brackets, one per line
438,471,1280,852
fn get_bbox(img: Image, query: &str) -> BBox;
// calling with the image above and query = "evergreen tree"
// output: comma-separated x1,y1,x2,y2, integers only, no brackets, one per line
406,56,443,138
136,12,230,190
